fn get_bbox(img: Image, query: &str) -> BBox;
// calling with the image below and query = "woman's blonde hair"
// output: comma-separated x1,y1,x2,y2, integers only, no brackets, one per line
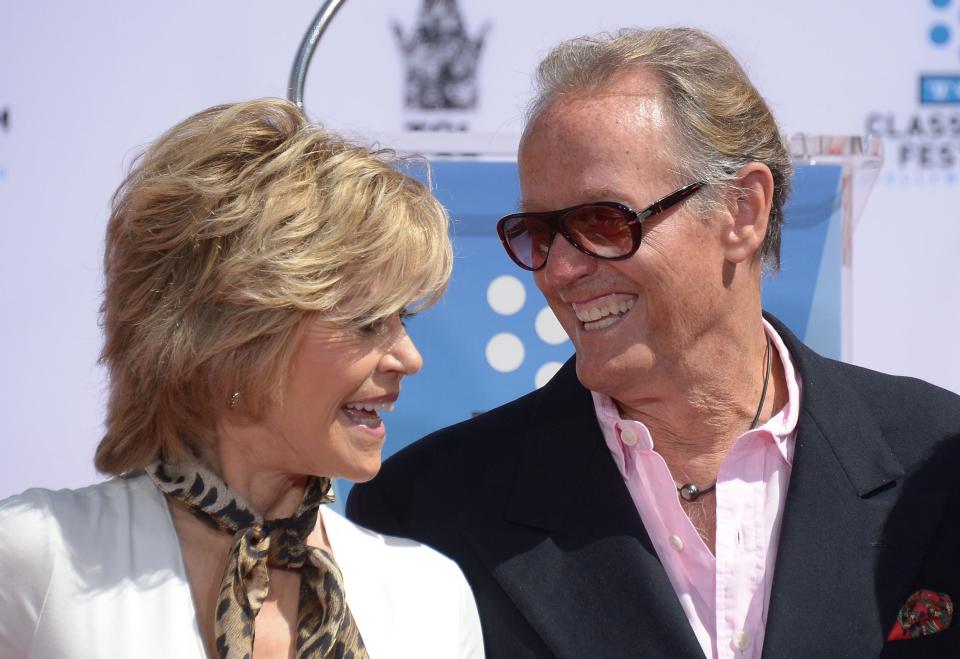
96,98,452,475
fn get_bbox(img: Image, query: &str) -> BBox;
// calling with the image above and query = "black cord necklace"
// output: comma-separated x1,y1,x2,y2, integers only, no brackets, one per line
677,332,773,503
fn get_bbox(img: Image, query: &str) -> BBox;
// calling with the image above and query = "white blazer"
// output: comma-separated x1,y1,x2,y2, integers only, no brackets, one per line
0,474,484,658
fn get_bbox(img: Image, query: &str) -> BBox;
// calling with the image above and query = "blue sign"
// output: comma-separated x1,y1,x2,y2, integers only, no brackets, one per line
920,74,960,103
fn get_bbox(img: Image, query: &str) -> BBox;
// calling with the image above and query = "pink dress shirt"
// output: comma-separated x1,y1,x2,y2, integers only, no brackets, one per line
592,320,802,659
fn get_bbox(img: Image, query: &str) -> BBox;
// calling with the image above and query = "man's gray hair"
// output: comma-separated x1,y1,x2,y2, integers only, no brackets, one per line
529,27,792,269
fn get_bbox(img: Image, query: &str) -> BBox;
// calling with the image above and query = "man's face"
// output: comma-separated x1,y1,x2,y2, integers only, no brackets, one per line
519,74,732,402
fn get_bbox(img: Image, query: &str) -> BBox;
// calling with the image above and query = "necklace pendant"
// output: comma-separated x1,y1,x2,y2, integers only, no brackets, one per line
679,483,700,502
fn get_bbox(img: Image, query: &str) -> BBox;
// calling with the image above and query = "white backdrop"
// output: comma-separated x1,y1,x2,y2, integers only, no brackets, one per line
2,0,958,499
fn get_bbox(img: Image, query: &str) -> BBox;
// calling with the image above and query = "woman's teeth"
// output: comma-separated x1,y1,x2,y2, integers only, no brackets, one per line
341,401,395,428
343,401,396,413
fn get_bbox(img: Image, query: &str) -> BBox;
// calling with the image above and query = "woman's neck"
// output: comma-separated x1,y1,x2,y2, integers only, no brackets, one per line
198,421,311,520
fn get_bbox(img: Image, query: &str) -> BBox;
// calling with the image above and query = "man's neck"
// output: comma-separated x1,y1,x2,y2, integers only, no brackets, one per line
614,319,787,486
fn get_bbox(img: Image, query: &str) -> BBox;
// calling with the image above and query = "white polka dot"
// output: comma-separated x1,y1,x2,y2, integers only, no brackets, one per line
534,361,563,388
486,333,525,372
535,306,569,345
486,275,526,315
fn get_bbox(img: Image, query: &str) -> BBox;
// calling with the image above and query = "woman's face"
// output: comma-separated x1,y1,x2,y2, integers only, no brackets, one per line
251,313,423,483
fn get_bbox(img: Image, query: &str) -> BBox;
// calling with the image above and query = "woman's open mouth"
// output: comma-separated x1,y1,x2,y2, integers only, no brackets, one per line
341,400,396,428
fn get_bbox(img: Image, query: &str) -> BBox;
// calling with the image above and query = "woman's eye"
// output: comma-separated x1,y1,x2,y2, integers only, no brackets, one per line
358,319,387,335
399,309,416,327
358,310,415,335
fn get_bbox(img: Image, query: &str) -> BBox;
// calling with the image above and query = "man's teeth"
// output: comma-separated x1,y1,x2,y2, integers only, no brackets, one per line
343,401,396,413
584,316,620,331
575,297,635,330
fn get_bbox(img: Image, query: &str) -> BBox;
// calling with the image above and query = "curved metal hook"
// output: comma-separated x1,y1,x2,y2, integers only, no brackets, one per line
288,0,349,110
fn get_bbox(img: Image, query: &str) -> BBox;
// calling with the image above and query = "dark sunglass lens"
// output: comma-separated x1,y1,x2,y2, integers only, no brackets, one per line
565,205,635,258
503,216,552,269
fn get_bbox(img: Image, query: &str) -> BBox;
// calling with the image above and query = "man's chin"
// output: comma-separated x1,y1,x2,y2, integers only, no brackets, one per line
575,351,653,398
575,356,621,395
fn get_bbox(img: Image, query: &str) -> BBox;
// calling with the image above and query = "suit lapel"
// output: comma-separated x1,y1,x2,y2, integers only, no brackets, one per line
762,318,917,657
460,358,704,658
456,319,939,657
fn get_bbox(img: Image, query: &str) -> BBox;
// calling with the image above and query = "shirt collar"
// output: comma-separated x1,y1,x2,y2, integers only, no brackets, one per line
592,319,803,478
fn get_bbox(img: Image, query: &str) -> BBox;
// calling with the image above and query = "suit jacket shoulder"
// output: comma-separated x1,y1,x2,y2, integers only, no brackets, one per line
761,316,960,658
349,357,709,658
812,353,960,453
348,355,589,541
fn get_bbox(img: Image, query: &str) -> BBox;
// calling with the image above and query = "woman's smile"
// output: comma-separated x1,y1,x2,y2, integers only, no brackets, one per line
341,393,399,437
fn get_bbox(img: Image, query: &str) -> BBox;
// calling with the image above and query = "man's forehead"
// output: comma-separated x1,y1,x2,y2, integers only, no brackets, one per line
518,186,626,212
531,88,668,133
519,101,671,186
535,64,668,117
516,71,679,210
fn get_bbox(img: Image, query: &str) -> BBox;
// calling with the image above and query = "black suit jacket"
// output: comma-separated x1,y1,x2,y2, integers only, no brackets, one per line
347,317,960,658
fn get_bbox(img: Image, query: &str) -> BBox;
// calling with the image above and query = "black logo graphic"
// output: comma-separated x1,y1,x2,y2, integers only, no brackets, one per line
393,0,490,112
866,111,960,169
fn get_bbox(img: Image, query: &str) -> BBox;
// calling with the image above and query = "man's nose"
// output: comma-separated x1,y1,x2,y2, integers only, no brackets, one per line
539,232,597,288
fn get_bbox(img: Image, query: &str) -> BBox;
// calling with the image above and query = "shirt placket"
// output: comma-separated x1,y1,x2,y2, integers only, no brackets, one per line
620,422,718,654
715,433,773,659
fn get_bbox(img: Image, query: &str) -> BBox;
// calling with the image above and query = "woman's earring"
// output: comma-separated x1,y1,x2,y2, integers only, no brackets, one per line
228,391,240,409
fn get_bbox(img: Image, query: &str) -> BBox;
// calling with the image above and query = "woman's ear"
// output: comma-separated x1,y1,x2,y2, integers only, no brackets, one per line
722,162,774,265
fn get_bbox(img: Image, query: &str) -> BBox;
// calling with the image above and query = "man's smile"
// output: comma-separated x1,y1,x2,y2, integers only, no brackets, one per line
571,293,637,331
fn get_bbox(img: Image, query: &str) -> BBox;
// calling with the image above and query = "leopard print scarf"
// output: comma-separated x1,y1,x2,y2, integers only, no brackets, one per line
147,460,369,659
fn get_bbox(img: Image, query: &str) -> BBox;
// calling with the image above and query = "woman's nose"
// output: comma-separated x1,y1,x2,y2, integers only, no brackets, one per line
380,324,423,376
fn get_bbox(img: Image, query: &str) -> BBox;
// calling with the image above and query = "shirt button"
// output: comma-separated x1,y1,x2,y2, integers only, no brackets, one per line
732,631,750,651
620,428,638,446
668,534,684,552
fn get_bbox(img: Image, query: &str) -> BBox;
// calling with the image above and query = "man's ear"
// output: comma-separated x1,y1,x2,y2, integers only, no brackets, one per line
722,163,774,265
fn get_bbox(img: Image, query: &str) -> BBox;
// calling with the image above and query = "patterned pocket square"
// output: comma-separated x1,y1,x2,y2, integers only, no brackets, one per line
887,589,953,641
